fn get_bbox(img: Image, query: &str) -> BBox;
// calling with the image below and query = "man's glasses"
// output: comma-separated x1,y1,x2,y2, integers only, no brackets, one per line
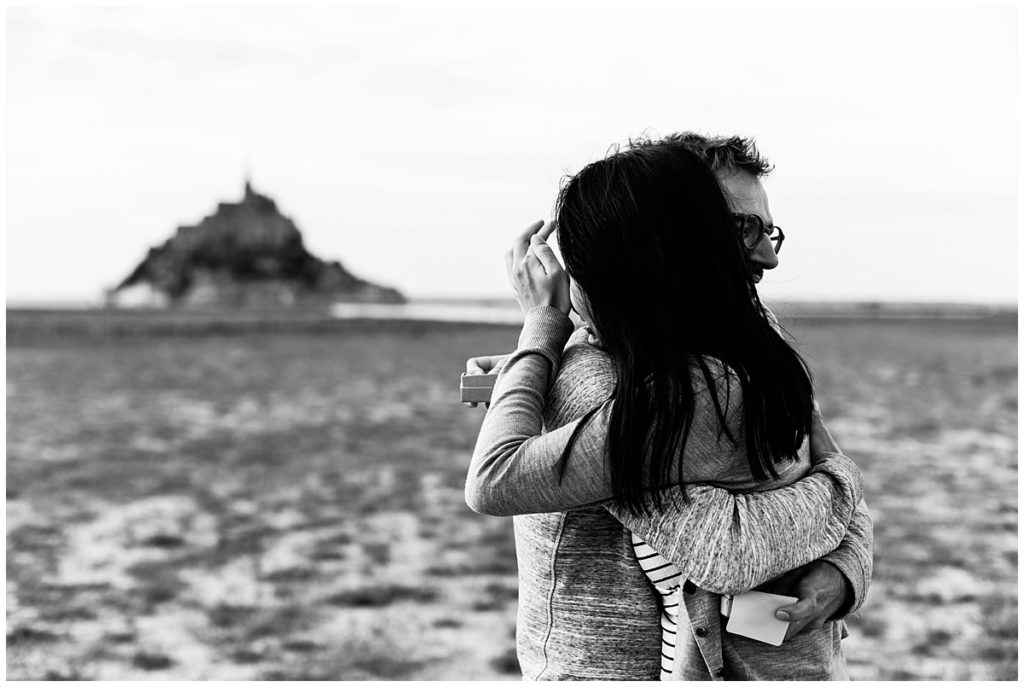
733,213,784,254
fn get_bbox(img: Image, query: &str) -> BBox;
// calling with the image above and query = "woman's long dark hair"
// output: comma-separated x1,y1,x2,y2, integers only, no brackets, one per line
554,143,814,516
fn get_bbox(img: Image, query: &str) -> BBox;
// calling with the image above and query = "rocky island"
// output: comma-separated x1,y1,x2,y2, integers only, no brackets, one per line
108,182,404,308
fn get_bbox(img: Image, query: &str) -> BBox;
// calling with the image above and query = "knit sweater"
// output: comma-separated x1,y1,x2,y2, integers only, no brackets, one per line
466,306,867,679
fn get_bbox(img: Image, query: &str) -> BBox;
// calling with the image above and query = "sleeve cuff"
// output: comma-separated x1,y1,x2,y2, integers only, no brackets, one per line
516,306,575,371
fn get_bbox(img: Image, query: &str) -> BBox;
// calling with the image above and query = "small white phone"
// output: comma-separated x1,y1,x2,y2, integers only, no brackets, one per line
721,591,797,646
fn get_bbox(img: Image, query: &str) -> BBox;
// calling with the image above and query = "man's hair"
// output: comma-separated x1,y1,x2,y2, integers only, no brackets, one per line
632,131,774,177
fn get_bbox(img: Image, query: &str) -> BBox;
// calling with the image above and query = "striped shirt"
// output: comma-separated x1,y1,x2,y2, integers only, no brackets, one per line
631,533,683,678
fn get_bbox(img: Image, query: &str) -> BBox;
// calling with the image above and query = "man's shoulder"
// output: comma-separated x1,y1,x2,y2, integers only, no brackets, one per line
545,333,615,429
562,340,613,373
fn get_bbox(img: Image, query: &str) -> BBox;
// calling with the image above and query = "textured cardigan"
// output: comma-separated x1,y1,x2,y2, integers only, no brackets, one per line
466,306,868,680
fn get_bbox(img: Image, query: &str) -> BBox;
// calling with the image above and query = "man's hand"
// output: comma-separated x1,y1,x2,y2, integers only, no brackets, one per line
756,560,851,640
463,354,510,408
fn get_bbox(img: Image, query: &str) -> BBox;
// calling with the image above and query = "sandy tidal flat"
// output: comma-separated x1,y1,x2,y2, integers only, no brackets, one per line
6,314,1018,680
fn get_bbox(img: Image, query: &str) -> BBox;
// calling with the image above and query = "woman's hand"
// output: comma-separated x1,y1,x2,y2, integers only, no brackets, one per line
466,354,509,376
505,220,570,315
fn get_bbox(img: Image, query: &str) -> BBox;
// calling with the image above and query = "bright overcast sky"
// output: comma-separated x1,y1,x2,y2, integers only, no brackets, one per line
6,4,1019,304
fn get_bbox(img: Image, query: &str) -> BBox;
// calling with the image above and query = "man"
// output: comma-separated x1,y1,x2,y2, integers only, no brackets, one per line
649,133,872,679
466,133,872,679
661,131,871,625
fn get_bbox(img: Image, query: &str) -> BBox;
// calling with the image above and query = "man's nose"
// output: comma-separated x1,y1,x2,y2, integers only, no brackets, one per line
749,235,780,271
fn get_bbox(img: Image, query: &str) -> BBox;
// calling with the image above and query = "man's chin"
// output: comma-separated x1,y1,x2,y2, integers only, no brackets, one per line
751,272,763,284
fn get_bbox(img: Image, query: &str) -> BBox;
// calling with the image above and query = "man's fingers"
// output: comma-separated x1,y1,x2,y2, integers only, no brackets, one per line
783,616,813,641
776,596,819,622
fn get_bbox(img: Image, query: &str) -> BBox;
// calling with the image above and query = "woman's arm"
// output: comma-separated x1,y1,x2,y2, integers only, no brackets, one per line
464,306,586,514
465,306,863,520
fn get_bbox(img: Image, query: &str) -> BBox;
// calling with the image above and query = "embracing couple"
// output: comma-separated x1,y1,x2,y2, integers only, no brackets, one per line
463,133,872,681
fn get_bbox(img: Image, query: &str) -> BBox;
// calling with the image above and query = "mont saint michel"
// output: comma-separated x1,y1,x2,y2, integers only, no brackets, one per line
108,182,404,308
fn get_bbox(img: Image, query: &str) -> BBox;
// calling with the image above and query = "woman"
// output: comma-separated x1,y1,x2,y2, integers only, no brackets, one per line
465,143,862,679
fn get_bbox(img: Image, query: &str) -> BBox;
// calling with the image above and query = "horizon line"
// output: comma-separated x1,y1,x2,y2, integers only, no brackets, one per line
5,296,1019,311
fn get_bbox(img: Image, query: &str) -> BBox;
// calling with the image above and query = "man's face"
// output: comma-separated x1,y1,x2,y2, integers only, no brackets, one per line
716,168,780,284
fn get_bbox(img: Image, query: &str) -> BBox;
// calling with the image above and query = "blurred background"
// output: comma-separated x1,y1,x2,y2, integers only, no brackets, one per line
5,3,1017,680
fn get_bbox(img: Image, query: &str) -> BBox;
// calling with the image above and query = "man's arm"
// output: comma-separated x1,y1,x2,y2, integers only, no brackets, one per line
803,409,873,618
745,500,871,639
760,307,874,622
771,406,873,625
